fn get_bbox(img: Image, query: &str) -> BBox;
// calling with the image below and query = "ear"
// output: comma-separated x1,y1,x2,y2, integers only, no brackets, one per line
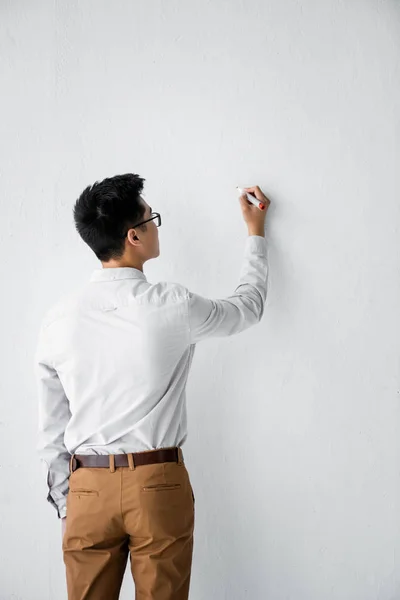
127,229,139,243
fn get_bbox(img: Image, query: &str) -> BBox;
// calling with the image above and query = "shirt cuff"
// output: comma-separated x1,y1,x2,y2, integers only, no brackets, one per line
245,234,267,255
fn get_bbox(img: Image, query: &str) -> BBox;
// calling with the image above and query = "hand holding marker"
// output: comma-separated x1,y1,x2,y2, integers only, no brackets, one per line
237,185,270,235
236,186,267,211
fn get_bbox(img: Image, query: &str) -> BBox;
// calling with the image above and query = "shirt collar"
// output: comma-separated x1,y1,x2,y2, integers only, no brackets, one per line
89,267,147,282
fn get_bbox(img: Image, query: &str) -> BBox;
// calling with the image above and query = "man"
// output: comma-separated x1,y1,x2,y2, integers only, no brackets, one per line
34,173,270,600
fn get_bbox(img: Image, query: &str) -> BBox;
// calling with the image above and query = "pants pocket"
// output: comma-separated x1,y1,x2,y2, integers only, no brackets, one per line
142,483,181,492
69,489,99,496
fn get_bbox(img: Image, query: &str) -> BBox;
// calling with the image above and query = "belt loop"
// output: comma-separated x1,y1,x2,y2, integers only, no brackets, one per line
69,454,76,474
109,454,116,473
127,452,135,471
177,447,183,465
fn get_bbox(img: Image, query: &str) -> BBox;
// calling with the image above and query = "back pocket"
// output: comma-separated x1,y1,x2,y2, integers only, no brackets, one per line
69,489,99,496
142,483,181,492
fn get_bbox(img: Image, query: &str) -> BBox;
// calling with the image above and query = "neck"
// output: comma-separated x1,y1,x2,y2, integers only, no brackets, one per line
101,259,144,272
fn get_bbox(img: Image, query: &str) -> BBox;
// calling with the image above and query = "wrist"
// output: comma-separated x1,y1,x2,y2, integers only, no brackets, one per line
248,227,265,237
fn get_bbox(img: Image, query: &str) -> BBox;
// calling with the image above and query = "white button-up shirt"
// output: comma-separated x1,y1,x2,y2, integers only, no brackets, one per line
34,235,268,518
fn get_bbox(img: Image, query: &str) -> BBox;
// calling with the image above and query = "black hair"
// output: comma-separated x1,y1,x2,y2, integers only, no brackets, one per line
73,173,146,261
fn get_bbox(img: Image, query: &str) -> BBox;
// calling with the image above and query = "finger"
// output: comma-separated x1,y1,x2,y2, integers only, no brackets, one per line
244,186,267,204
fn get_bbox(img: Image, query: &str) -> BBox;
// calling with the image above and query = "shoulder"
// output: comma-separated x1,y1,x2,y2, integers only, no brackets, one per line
143,280,190,304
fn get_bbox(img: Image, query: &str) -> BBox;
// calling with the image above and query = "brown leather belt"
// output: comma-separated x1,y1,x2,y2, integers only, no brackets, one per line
69,446,184,473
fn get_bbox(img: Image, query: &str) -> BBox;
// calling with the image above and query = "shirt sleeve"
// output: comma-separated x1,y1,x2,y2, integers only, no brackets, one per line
34,321,71,519
187,235,269,344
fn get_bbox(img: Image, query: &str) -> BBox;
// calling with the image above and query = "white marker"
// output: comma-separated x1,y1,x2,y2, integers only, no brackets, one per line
236,186,266,211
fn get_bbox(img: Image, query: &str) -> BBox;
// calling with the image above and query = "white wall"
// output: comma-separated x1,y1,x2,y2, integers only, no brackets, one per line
1,1,399,598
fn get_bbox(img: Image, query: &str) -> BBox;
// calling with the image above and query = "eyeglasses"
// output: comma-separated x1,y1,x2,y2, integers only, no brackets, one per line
122,212,161,237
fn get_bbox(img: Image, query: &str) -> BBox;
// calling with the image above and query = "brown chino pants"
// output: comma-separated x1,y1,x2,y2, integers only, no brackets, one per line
62,447,195,600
